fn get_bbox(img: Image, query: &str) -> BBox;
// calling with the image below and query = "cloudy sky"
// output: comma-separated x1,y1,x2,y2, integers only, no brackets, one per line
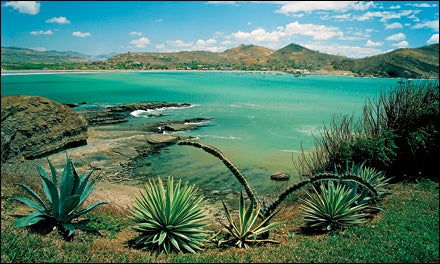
1,1,438,58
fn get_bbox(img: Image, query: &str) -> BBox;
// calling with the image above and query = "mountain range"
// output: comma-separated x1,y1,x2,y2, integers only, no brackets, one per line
2,43,438,79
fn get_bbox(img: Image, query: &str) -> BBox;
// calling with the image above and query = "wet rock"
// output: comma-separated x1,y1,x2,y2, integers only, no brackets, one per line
77,101,192,126
270,171,291,181
141,118,212,133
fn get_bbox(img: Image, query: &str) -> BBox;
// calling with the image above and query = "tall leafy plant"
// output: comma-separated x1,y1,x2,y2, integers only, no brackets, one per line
13,154,107,240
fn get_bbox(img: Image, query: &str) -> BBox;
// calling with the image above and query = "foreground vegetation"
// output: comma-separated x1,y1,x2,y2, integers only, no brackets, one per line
1,170,438,262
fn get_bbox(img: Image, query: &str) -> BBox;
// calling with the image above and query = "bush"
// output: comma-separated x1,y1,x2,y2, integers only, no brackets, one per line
295,80,439,182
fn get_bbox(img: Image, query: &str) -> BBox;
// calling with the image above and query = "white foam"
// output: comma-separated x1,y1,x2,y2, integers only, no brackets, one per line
130,109,155,117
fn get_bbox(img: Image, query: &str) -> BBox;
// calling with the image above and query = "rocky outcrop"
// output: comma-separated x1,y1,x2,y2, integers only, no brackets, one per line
76,102,191,126
1,96,88,161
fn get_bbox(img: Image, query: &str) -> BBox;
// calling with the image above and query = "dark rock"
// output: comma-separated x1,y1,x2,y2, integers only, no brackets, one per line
1,96,88,161
141,118,212,133
270,171,291,181
76,101,192,126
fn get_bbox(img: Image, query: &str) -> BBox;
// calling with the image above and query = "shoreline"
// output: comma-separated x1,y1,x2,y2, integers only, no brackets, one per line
3,69,437,80
0,68,361,78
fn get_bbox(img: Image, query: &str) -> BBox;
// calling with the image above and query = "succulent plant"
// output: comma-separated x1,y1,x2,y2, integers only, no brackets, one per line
129,176,210,254
299,181,370,231
214,190,281,249
13,154,107,240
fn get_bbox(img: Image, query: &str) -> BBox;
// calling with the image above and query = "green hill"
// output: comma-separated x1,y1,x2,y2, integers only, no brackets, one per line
1,43,438,78
267,43,348,71
353,43,439,78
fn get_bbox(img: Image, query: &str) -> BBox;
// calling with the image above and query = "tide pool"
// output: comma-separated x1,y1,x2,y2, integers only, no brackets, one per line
1,71,401,196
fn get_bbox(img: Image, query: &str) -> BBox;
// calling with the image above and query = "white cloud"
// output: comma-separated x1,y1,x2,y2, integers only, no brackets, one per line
427,34,439,44
392,40,409,48
405,3,437,8
386,32,406,41
3,1,40,15
129,31,143,36
30,30,53,35
304,43,385,58
33,46,46,52
284,21,343,40
231,27,285,43
155,43,165,50
365,40,383,47
72,31,91,37
196,38,217,46
385,22,403,29
154,18,163,22
46,16,71,24
130,37,150,48
275,1,375,15
389,5,401,9
411,20,439,31
333,14,351,20
166,40,192,48
355,10,415,22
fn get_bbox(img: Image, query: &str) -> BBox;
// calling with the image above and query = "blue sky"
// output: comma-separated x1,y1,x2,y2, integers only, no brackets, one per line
1,1,439,58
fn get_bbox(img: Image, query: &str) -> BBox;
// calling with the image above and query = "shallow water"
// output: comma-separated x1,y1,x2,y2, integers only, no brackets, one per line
2,71,401,196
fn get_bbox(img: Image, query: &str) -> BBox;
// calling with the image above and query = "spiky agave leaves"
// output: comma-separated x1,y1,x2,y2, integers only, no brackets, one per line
13,154,108,240
299,181,370,231
129,176,210,254
218,190,281,249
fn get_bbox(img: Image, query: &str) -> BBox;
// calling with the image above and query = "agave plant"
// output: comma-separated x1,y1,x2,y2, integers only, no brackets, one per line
358,166,391,198
334,161,390,206
129,176,210,254
299,181,370,231
215,190,282,249
13,154,108,240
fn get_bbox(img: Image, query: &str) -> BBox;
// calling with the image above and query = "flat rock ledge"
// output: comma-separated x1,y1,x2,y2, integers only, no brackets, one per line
270,171,291,181
75,101,191,126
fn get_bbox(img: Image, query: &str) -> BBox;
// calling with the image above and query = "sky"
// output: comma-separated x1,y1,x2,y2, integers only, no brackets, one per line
1,1,439,58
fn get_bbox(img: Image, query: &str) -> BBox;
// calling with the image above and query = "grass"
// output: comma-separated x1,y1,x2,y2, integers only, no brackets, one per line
1,163,439,263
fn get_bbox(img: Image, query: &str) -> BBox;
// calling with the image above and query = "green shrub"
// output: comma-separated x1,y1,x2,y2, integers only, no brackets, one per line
328,130,398,173
12,154,108,240
129,176,210,254
295,80,439,182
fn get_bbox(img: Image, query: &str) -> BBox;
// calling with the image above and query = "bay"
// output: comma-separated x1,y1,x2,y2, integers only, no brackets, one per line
1,71,400,197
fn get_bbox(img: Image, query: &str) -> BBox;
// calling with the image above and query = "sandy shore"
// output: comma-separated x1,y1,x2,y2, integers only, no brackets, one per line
0,68,357,77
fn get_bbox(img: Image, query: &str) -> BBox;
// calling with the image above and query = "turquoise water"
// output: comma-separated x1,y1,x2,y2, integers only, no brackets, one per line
1,71,400,196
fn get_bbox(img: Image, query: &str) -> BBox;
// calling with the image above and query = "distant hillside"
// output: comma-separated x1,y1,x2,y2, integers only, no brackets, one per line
220,44,274,67
267,43,348,71
1,47,90,69
353,43,439,78
1,43,438,78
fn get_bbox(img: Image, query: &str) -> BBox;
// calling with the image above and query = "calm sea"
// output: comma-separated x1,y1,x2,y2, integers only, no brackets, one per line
1,71,403,197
